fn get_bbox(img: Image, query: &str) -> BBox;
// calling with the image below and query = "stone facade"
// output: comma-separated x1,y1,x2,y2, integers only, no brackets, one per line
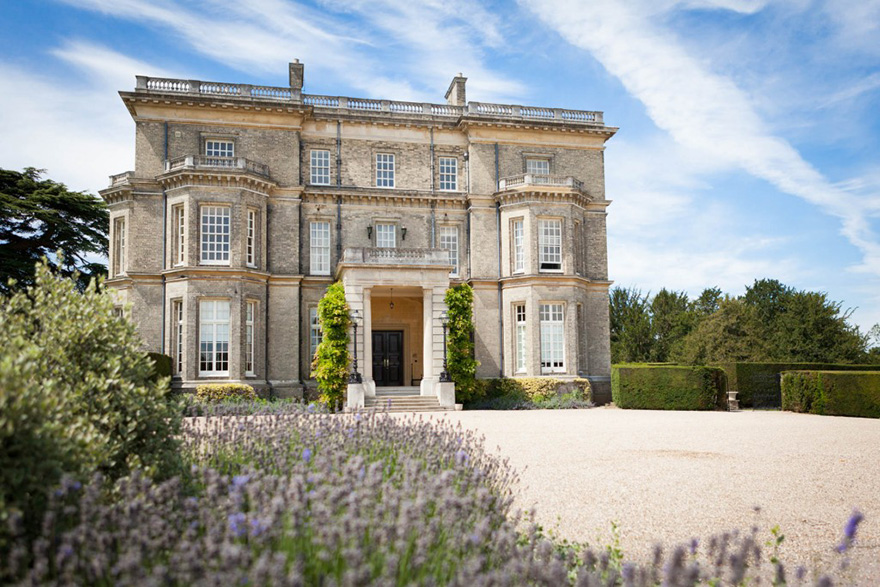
101,63,618,403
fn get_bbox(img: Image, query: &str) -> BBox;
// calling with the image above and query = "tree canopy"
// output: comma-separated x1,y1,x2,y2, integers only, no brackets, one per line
610,279,875,365
0,167,108,293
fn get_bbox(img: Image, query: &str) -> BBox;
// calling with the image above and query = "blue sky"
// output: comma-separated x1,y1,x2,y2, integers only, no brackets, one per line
2,0,879,334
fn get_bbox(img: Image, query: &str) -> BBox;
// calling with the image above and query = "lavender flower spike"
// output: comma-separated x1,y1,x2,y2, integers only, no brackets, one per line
837,509,864,553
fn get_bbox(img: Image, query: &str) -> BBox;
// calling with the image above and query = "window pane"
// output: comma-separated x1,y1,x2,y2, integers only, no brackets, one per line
439,226,459,275
310,221,331,275
376,223,396,248
376,153,395,188
513,219,524,273
539,219,562,270
515,305,526,372
205,140,234,158
246,209,256,267
245,301,256,375
310,307,323,360
526,158,550,175
439,157,457,191
310,149,330,185
200,300,230,375
540,303,564,372
201,206,231,264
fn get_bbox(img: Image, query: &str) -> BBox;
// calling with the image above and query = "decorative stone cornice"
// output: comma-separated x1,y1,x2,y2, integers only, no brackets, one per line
157,167,276,194
304,187,467,210
500,274,613,289
495,187,594,209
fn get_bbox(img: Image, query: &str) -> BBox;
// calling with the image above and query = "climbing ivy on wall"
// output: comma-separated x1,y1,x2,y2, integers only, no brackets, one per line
311,281,350,408
444,284,480,402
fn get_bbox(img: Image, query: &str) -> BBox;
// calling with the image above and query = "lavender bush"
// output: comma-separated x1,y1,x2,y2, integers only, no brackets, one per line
2,410,862,585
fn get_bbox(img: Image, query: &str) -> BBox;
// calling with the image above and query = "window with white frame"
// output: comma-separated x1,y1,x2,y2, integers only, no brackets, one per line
512,218,524,273
172,205,185,266
245,300,256,376
199,300,230,376
540,303,565,373
515,304,527,373
172,299,183,374
376,153,395,188
526,157,550,175
309,307,323,360
112,217,126,277
439,157,457,191
538,219,562,271
246,209,257,268
205,139,234,158
375,223,396,248
310,221,331,275
310,149,331,185
439,225,459,276
200,206,231,265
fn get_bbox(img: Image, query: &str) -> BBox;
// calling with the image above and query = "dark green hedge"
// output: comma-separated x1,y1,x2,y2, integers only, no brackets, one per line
611,364,726,410
147,352,173,381
781,371,880,418
718,362,880,408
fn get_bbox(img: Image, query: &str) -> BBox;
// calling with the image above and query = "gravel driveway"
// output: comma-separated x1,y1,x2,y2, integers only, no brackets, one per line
435,407,880,582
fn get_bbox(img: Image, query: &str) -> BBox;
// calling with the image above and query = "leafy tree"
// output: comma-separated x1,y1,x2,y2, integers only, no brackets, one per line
444,284,480,402
673,297,770,364
0,168,108,293
311,282,350,408
649,288,693,362
609,287,653,363
692,287,722,317
0,260,182,544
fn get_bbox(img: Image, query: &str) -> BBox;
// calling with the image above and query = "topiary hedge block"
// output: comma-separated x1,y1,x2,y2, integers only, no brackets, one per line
612,365,726,411
195,383,257,403
146,352,173,381
718,362,880,408
781,370,880,418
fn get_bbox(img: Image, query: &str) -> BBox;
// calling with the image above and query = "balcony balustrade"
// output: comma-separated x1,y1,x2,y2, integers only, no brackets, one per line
164,155,270,179
343,247,451,267
498,174,584,192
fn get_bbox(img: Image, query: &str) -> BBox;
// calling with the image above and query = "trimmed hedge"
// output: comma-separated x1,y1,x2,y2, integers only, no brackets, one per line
195,383,257,403
147,352,172,382
488,377,591,402
612,364,726,410
781,370,880,418
718,362,880,408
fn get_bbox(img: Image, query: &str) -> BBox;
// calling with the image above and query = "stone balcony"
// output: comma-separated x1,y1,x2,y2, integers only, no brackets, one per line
342,247,452,267
164,155,270,179
498,174,585,192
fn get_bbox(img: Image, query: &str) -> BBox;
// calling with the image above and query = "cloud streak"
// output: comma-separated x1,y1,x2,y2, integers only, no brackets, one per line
522,0,880,278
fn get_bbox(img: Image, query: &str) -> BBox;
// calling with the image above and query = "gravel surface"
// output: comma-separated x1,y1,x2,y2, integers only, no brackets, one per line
433,407,880,582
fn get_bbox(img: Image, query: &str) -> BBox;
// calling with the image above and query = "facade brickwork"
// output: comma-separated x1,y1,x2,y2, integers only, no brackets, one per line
102,64,617,402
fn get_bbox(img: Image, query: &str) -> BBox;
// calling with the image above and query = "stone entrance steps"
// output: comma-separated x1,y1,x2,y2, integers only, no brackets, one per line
365,387,455,412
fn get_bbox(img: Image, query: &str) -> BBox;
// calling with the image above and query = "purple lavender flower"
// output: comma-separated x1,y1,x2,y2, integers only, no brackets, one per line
232,475,250,488
228,512,247,538
689,538,698,555
837,509,864,553
302,448,312,464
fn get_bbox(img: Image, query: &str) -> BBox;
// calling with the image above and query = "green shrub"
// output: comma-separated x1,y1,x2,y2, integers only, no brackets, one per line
0,261,183,544
194,383,257,403
612,364,726,410
466,377,591,409
781,370,880,418
311,282,350,408
718,362,880,408
445,284,480,402
147,352,172,382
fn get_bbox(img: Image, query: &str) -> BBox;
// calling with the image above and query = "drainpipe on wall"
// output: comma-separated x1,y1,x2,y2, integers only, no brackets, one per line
465,147,471,279
336,121,342,187
430,127,435,194
430,202,436,249
495,143,503,377
160,122,168,355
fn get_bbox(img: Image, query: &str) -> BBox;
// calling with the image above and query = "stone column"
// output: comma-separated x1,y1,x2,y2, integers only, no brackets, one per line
363,287,375,397
420,287,436,397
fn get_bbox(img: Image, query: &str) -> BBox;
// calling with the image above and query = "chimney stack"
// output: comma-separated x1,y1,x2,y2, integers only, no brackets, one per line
445,73,467,106
289,60,304,100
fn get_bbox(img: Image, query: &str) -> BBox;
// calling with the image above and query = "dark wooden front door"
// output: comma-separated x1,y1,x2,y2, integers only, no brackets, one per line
372,331,404,386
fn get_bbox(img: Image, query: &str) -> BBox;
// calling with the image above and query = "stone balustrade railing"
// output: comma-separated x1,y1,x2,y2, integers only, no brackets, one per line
165,155,270,178
134,76,604,124
109,171,135,186
343,247,451,266
498,174,585,192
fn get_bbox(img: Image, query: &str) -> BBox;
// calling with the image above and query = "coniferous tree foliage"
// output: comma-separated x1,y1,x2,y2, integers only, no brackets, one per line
610,279,875,365
0,168,108,293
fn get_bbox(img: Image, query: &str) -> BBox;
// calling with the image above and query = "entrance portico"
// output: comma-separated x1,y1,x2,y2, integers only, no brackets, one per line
338,248,455,406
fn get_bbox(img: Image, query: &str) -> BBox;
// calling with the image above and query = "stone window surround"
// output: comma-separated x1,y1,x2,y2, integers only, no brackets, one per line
437,155,459,191
171,298,184,375
372,148,399,189
245,299,257,377
309,306,323,361
201,132,238,157
171,203,186,267
514,303,527,373
246,207,258,269
510,216,525,275
438,224,460,276
309,148,332,186
537,216,564,273
110,212,128,278
522,151,554,174
199,204,232,266
371,217,402,248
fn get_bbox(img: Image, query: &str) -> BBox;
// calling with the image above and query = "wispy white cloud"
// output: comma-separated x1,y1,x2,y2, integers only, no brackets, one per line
522,0,880,281
0,41,172,193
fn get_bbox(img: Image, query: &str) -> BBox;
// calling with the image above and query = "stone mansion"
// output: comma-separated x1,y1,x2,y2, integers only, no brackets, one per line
101,62,617,404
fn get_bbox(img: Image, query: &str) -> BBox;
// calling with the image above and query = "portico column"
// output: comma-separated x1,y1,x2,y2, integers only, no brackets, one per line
420,287,436,397
363,287,375,397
